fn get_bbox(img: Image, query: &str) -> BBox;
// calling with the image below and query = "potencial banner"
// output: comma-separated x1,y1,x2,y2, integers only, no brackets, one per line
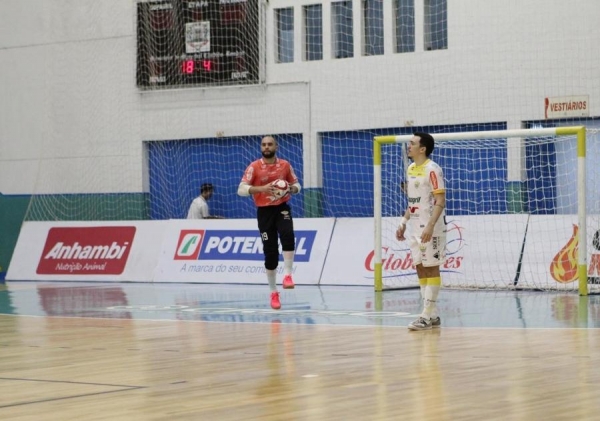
154,218,335,284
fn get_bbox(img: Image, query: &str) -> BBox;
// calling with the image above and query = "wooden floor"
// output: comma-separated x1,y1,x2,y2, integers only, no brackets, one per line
1,282,600,420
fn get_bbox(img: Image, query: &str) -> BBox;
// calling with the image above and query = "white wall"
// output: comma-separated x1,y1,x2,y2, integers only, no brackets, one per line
1,0,599,194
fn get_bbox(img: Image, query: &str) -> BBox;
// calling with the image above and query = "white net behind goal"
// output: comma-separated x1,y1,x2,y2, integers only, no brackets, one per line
378,127,600,292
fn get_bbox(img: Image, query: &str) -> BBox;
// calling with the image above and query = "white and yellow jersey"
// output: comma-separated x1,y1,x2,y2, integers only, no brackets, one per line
406,159,446,234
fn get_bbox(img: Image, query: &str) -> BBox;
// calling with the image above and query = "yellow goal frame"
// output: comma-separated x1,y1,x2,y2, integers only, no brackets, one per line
373,126,588,295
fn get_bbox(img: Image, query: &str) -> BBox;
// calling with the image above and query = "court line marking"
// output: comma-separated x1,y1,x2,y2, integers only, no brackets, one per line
0,377,143,388
0,377,144,409
0,313,598,330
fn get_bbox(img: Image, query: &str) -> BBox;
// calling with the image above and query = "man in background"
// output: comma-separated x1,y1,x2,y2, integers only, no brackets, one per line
187,183,223,219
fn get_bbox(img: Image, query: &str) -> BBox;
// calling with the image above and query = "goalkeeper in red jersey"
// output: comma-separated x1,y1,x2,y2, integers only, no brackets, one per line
237,136,302,310
396,132,447,330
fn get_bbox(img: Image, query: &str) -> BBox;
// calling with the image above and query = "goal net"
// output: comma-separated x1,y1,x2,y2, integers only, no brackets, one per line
374,127,600,294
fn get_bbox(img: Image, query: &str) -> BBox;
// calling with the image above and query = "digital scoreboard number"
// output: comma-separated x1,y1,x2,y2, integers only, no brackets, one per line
136,0,260,88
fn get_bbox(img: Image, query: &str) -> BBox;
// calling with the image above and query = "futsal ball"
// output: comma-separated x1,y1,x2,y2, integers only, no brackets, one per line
271,179,290,198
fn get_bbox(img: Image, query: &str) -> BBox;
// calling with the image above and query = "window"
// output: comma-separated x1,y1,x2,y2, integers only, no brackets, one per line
395,0,415,53
304,5,323,61
363,0,383,56
332,1,354,59
424,0,447,51
276,8,294,63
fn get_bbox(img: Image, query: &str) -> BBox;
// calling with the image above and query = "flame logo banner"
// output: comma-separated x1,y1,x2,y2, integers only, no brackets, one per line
549,224,579,283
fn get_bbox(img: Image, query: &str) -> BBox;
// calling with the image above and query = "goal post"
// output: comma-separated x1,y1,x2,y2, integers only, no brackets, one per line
373,126,589,295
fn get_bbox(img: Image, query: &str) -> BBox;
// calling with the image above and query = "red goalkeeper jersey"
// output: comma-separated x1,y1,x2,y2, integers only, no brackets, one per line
241,158,299,207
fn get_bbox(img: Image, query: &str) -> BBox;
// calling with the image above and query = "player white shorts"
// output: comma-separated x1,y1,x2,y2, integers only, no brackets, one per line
409,231,447,268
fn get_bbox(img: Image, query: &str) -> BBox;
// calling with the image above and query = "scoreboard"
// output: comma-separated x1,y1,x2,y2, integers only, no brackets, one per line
136,0,260,88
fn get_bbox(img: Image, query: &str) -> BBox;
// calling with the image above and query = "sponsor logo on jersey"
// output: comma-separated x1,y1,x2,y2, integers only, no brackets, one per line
243,166,254,182
429,171,439,190
174,230,316,262
36,226,136,275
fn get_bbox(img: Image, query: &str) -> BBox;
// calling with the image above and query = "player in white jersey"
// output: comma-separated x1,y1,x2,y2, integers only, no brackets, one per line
396,132,447,331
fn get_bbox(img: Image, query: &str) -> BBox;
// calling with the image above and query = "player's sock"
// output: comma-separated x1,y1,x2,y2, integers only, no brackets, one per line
418,277,427,315
419,277,427,299
422,277,441,318
267,269,277,291
283,251,294,275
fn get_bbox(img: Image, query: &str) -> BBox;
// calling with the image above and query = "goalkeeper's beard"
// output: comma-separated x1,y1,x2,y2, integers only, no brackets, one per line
262,150,275,159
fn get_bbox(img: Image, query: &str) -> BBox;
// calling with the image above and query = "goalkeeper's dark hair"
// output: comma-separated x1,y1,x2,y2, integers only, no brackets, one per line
262,135,278,145
414,132,435,157
201,183,214,193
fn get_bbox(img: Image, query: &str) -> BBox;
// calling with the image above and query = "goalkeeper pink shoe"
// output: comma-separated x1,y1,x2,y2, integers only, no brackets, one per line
270,292,281,310
282,274,295,289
